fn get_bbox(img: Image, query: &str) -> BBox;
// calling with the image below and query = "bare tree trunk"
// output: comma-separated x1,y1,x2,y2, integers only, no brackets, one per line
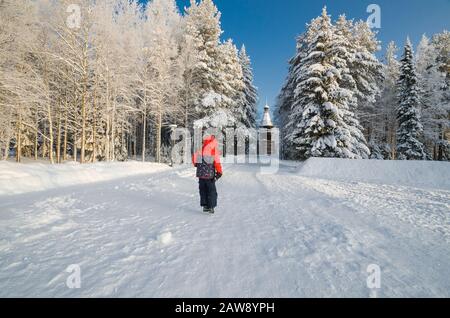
63,112,68,161
106,116,110,161
438,124,444,161
156,102,162,163
3,109,13,161
92,106,97,163
34,112,39,161
47,102,54,164
56,106,62,164
185,85,189,129
134,123,137,160
105,76,111,162
63,69,69,162
4,136,10,161
80,79,87,164
389,124,396,160
43,60,54,164
111,97,116,161
80,39,89,164
42,124,47,159
73,131,78,163
142,111,146,162
16,112,22,163
91,78,98,163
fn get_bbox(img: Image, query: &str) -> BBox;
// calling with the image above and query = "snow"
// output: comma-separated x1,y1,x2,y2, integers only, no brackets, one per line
260,105,273,128
201,91,224,108
157,232,173,245
298,158,450,190
0,161,170,197
0,159,449,297
194,109,236,129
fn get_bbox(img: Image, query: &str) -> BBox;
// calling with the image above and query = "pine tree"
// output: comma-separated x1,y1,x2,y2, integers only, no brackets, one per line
275,33,306,160
286,7,369,159
217,39,244,112
194,39,245,129
184,0,223,119
184,0,245,129
238,45,258,128
178,16,204,128
333,15,372,159
396,38,428,160
334,15,383,154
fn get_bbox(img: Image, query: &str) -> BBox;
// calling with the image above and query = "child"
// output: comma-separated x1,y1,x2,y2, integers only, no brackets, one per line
192,134,223,213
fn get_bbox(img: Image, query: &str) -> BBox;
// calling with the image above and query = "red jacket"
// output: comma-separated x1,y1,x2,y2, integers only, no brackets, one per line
192,136,223,175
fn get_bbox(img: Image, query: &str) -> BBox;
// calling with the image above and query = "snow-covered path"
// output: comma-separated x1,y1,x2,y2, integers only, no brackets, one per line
1,163,449,297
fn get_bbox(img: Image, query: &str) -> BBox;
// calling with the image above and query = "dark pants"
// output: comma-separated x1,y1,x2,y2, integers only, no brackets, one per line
199,179,217,208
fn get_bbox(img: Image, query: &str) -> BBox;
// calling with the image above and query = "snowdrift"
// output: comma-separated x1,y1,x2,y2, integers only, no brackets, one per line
0,161,170,196
298,158,450,190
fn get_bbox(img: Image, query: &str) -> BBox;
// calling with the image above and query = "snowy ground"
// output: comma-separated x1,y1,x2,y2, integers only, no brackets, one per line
0,159,449,297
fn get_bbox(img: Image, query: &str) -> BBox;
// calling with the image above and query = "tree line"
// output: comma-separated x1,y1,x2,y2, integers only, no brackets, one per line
276,7,449,161
0,0,258,164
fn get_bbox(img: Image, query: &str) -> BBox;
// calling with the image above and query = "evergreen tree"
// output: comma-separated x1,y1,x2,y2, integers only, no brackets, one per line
334,15,383,151
194,39,244,129
177,15,204,128
238,45,258,128
184,0,223,118
275,33,306,160
396,38,428,160
217,39,244,112
286,7,369,159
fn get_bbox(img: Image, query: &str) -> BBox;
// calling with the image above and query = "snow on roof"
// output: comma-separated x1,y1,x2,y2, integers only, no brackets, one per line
260,103,274,128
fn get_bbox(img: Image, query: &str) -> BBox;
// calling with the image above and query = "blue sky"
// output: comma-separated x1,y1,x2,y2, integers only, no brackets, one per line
146,0,450,119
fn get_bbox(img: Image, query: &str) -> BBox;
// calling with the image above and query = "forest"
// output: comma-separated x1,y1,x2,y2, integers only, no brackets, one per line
1,1,448,164
276,7,449,161
0,0,258,164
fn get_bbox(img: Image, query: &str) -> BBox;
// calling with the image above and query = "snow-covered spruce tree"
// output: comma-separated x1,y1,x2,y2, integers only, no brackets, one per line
348,20,383,107
194,39,245,129
177,16,204,128
275,34,307,160
218,39,245,125
286,8,369,159
334,15,383,154
238,45,258,128
396,38,428,160
332,15,372,159
184,1,245,129
275,70,296,159
184,0,223,120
